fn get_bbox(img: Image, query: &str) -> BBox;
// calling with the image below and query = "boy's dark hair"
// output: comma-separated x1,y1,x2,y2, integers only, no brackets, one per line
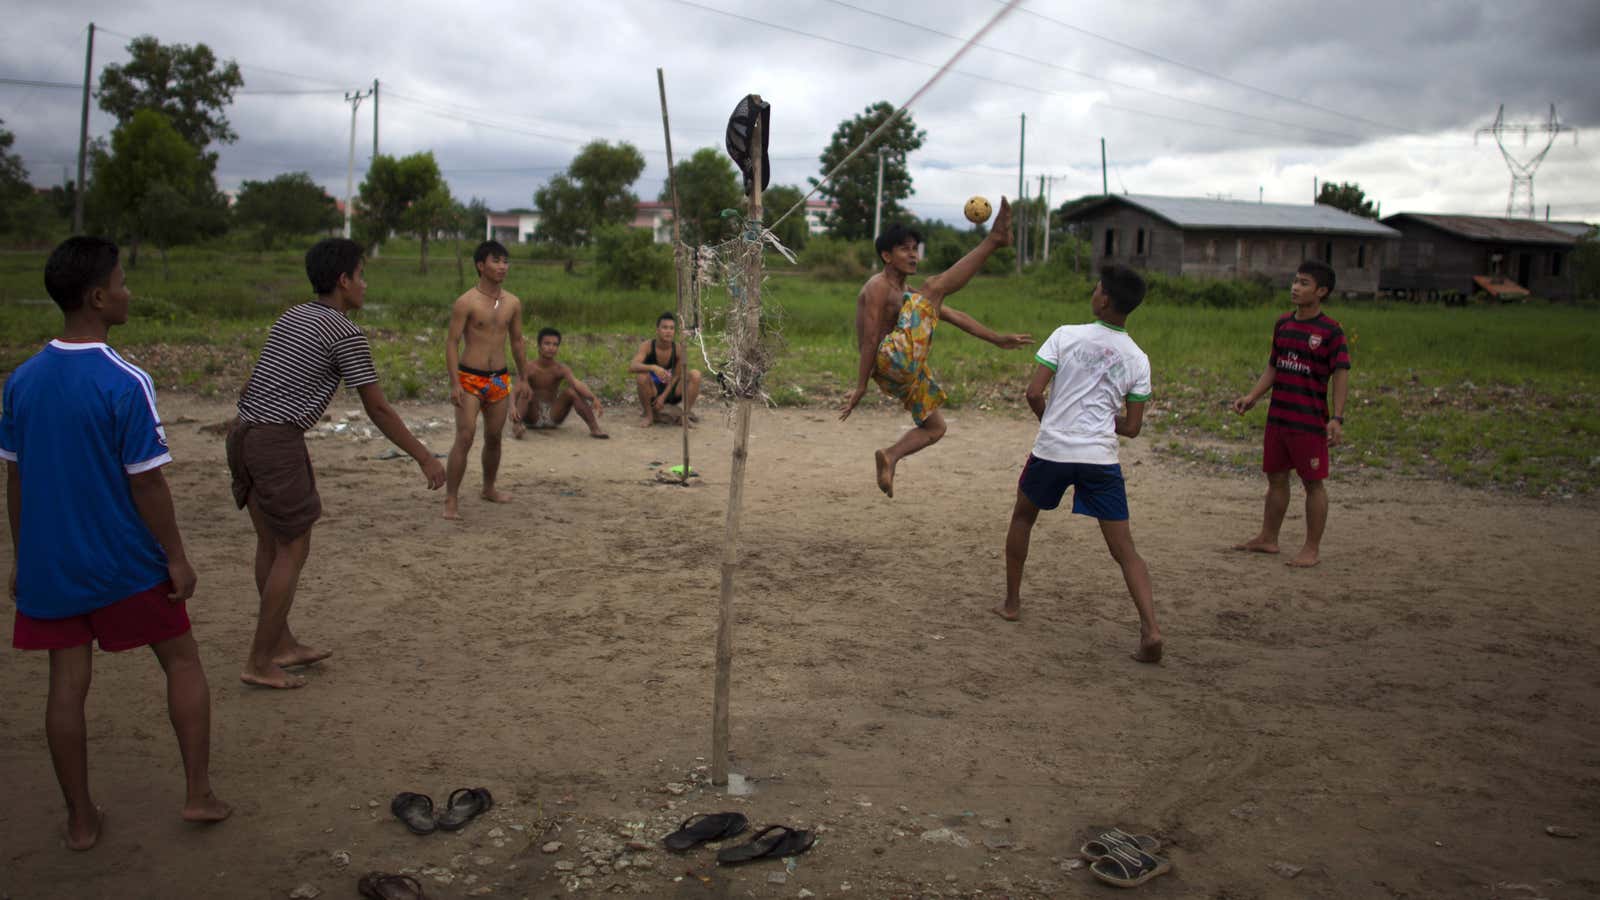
537,327,562,343
1297,259,1336,294
474,240,509,265
874,223,924,260
657,311,678,326
43,236,120,313
1100,264,1147,315
305,238,365,295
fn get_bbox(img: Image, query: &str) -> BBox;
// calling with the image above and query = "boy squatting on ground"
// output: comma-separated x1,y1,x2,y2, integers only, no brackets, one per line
3,236,231,850
997,264,1164,664
445,240,533,520
628,311,702,428
512,327,608,439
228,238,445,690
838,199,1032,497
1231,259,1350,568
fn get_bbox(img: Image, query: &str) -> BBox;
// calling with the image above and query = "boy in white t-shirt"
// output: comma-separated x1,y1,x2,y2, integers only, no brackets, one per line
997,265,1163,663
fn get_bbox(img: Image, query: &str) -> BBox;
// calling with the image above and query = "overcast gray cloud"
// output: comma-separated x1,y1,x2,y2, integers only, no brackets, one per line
5,0,1598,226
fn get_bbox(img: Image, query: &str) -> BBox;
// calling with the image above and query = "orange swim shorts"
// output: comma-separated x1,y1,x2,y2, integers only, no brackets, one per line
457,365,511,404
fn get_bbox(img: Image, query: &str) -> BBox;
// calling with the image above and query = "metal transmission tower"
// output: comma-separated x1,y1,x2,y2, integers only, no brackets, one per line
1475,104,1577,219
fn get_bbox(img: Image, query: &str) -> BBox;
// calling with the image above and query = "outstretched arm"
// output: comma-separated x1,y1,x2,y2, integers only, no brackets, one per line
357,382,446,489
920,196,1013,304
939,304,1031,350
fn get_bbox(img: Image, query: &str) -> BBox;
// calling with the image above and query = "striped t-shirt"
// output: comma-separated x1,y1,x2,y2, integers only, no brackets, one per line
1266,311,1350,434
237,302,379,431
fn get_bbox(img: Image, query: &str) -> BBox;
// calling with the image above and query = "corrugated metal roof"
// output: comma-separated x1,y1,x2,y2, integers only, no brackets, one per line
1064,193,1399,237
1381,213,1577,245
1542,220,1594,239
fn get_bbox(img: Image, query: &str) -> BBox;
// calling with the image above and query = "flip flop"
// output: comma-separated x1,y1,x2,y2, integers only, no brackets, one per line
1080,826,1161,861
358,872,427,899
389,792,436,835
662,812,749,851
715,825,814,865
435,787,493,831
1090,844,1173,888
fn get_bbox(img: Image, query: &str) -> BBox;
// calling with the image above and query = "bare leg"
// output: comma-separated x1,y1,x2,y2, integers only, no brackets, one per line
149,632,230,823
241,499,311,689
560,388,608,438
877,410,947,497
682,370,702,422
46,644,100,850
1101,519,1162,662
480,398,511,503
996,491,1039,621
445,393,483,519
1234,470,1290,553
635,374,657,427
251,530,328,668
1289,478,1327,567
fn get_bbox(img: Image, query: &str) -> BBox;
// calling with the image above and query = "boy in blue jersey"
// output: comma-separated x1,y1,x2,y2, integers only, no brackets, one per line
2,237,231,850
997,265,1164,663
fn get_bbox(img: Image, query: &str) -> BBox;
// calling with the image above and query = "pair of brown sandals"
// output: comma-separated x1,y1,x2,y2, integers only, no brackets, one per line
1081,826,1173,888
389,787,494,835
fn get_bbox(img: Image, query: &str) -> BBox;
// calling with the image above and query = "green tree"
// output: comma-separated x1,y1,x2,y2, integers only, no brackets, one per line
1573,227,1600,300
534,140,645,246
815,102,925,240
1316,181,1378,219
356,151,445,254
404,182,458,275
97,36,244,161
594,224,672,290
761,184,810,252
660,147,741,246
0,119,54,239
87,110,209,272
234,172,340,249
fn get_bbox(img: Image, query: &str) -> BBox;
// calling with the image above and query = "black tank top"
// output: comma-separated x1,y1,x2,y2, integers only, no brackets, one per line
643,341,678,371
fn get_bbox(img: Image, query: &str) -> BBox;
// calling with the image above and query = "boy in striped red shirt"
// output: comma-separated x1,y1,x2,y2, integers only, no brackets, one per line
1231,260,1350,567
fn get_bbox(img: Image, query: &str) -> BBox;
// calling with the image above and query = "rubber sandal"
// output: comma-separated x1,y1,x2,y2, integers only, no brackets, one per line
435,787,493,831
1089,844,1173,888
716,825,807,865
389,792,436,836
662,812,749,851
357,872,427,899
1080,826,1161,861
771,827,815,858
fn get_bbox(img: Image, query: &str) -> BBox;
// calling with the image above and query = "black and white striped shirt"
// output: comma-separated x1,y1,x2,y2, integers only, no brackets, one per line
237,302,380,431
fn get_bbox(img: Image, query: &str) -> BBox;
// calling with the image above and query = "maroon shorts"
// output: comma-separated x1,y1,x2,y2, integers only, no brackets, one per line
1263,424,1329,481
12,581,190,652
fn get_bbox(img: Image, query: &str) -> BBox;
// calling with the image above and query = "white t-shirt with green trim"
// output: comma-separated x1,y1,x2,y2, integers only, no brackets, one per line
1030,321,1153,465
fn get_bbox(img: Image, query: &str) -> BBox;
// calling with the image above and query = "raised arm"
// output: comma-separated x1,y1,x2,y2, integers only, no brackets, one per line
127,467,196,601
919,196,1014,304
839,283,885,421
445,297,469,407
939,304,1031,350
357,382,446,489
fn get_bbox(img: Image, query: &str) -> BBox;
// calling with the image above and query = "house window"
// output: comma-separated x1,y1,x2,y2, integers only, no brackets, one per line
1104,228,1116,258
1553,252,1564,276
1357,244,1366,269
1136,228,1146,255
1323,241,1334,264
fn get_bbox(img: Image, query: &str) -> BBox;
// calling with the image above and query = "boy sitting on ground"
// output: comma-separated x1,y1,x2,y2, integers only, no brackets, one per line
512,328,607,439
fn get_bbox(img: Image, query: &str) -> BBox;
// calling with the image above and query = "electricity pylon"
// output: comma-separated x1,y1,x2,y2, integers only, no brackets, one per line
1476,104,1577,219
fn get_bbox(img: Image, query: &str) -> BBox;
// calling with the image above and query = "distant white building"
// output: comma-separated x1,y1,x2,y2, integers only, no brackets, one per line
486,197,836,246
486,211,541,244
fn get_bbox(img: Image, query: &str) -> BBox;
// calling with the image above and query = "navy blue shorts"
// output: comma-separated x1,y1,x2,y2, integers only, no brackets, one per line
1017,454,1129,521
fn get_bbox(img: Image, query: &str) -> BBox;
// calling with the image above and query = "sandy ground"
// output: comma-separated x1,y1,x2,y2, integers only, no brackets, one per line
1,396,1598,900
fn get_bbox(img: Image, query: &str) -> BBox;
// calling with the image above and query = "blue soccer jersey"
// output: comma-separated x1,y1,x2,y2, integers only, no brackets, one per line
0,340,173,618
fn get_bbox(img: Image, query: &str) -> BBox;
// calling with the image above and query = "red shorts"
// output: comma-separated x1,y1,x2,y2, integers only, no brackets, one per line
12,581,190,652
1263,424,1329,481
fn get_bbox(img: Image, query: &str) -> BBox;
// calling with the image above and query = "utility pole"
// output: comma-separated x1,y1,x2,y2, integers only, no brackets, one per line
1042,175,1054,264
873,148,884,239
372,78,380,159
73,22,95,233
1476,104,1578,218
1313,176,1318,203
1016,114,1025,274
1037,173,1046,265
343,87,373,239
1100,137,1108,196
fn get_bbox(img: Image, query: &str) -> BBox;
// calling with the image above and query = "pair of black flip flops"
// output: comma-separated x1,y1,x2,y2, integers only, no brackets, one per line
662,812,815,865
390,788,493,835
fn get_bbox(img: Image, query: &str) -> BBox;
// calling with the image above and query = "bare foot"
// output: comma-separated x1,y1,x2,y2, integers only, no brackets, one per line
481,488,512,503
273,645,332,668
510,419,526,439
1232,537,1279,554
1132,637,1164,664
65,806,102,851
443,497,461,520
239,666,308,690
991,602,1020,622
875,449,895,498
1286,548,1321,568
637,416,653,428
182,791,232,824
589,430,610,439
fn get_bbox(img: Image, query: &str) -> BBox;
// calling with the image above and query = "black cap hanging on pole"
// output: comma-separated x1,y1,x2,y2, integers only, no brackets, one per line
725,95,771,193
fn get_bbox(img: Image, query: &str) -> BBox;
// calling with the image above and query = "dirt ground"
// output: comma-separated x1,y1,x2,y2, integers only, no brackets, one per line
1,396,1597,900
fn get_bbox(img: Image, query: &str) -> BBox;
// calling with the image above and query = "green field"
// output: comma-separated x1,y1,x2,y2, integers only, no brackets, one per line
2,240,1597,496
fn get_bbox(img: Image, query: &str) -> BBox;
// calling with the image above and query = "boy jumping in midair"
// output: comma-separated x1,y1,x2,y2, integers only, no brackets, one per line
998,265,1163,664
839,198,1031,497
1231,260,1351,568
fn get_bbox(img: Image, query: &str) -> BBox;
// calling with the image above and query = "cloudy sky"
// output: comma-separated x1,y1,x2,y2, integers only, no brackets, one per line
5,0,1599,227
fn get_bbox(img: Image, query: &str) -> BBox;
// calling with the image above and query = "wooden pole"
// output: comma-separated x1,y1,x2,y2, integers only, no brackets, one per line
657,68,691,485
712,99,763,786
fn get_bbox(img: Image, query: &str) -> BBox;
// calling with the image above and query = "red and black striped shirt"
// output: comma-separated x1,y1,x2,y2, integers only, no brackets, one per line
1266,311,1350,434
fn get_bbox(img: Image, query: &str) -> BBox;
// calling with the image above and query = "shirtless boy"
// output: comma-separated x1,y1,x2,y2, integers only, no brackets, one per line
445,240,532,519
1231,260,1351,567
838,199,1031,497
628,312,702,428
512,327,608,439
